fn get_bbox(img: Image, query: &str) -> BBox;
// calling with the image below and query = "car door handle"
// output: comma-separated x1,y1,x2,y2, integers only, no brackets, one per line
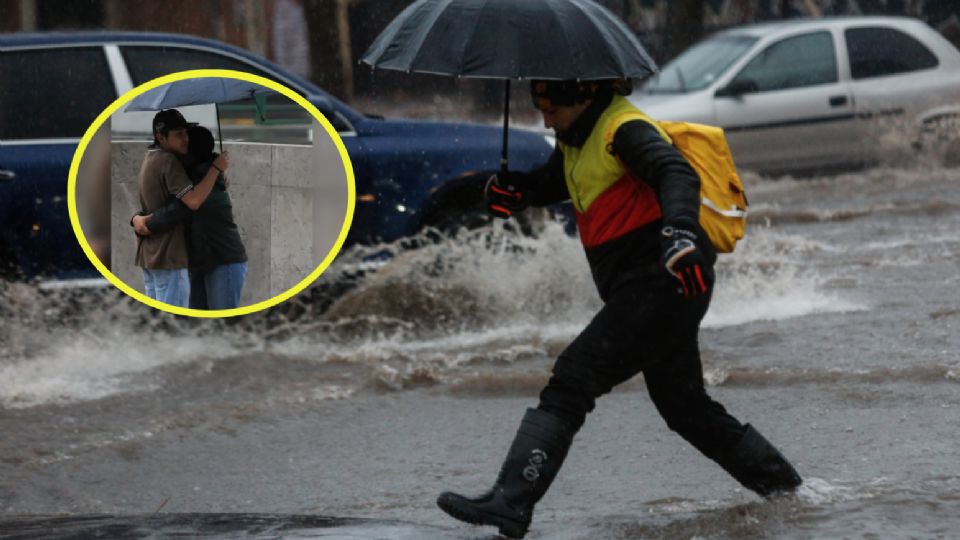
829,95,848,107
0,169,16,182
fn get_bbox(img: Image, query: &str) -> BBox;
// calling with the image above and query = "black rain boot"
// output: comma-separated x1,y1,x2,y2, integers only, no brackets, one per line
720,424,803,497
437,408,576,538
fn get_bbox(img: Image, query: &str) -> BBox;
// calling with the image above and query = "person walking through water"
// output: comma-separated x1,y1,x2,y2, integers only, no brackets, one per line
437,79,802,538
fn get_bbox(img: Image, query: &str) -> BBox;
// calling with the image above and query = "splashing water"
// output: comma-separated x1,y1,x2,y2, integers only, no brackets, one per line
705,227,864,327
0,216,858,408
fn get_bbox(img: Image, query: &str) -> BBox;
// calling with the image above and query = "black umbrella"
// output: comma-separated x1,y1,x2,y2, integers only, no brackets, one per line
361,0,657,172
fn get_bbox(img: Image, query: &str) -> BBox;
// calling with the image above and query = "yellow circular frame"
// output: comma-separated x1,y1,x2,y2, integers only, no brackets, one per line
68,69,356,318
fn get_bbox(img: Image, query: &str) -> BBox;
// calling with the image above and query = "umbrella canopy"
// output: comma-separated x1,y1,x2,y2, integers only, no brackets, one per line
125,78,276,152
360,0,657,81
362,0,657,173
124,78,275,112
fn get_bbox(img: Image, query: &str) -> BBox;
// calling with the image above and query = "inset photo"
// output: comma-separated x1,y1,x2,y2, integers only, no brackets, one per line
71,70,354,316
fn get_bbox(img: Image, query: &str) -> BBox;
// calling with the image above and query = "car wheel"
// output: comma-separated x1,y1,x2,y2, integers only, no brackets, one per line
424,202,494,237
0,241,23,281
918,114,960,167
418,174,495,238
422,189,536,241
945,139,960,168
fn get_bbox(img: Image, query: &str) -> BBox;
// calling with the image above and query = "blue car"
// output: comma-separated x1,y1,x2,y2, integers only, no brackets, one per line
0,32,554,280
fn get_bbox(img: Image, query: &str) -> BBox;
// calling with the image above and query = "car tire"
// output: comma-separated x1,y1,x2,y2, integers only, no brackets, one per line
421,173,555,239
0,241,23,281
418,174,493,238
918,114,960,168
424,203,494,237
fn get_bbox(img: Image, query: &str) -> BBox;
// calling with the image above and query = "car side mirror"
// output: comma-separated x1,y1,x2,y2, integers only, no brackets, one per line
716,79,758,98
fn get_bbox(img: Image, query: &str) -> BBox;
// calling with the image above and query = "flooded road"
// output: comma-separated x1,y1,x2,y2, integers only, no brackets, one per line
1,163,959,538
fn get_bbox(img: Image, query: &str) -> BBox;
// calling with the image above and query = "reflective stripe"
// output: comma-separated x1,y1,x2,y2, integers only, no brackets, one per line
702,196,748,218
694,265,707,292
174,184,193,199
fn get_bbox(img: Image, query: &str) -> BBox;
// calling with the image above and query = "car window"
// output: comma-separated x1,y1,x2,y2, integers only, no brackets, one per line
732,31,838,93
121,45,351,135
121,45,276,86
845,27,938,79
121,45,351,133
0,47,116,140
643,35,757,94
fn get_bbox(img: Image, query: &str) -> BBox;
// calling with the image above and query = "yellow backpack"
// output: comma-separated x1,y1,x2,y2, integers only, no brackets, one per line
606,113,748,253
659,121,748,253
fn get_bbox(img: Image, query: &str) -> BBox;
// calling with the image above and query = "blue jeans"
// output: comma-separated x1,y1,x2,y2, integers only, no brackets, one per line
142,268,190,308
189,261,247,310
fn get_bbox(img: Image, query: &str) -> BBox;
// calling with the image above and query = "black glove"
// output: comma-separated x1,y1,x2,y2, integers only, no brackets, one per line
660,225,712,298
484,172,528,219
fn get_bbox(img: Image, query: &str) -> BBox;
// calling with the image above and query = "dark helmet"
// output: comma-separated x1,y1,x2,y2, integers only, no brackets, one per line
530,78,633,108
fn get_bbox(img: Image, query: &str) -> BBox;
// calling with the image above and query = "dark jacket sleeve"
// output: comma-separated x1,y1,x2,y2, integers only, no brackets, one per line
145,197,192,235
513,147,568,207
611,120,700,229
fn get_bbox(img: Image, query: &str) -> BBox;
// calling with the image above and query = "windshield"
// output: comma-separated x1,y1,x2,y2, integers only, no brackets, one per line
642,35,758,93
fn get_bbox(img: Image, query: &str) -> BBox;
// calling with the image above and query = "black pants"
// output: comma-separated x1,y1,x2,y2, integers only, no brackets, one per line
538,275,747,462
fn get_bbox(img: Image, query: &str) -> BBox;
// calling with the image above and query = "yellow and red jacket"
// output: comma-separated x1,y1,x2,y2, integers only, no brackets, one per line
516,93,710,299
559,95,672,249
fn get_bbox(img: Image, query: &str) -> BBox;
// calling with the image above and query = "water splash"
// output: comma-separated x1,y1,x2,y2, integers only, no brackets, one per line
0,216,859,408
796,477,857,505
0,333,240,409
705,227,863,328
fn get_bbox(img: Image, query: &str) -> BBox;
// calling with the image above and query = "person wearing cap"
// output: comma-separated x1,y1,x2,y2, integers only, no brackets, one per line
134,109,229,307
436,80,801,538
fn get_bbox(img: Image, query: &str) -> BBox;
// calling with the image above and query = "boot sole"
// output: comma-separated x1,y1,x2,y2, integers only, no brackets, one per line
436,493,528,538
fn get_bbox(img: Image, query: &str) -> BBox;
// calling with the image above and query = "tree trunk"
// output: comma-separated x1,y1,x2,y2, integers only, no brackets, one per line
304,0,345,98
733,0,756,23
665,0,703,60
19,0,38,31
336,0,354,102
244,0,267,57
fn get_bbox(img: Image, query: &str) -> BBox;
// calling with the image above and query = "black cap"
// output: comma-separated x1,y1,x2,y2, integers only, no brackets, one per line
152,109,197,135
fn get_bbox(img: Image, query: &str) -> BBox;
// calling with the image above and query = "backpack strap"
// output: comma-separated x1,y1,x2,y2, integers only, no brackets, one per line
604,110,673,151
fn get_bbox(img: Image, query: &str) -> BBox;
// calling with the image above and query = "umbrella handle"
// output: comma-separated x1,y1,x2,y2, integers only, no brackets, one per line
501,79,510,174
216,104,223,154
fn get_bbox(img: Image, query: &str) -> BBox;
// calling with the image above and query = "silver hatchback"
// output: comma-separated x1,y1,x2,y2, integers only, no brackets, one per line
631,16,960,175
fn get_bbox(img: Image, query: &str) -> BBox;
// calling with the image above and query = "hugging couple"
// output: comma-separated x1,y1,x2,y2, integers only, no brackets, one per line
132,109,247,310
